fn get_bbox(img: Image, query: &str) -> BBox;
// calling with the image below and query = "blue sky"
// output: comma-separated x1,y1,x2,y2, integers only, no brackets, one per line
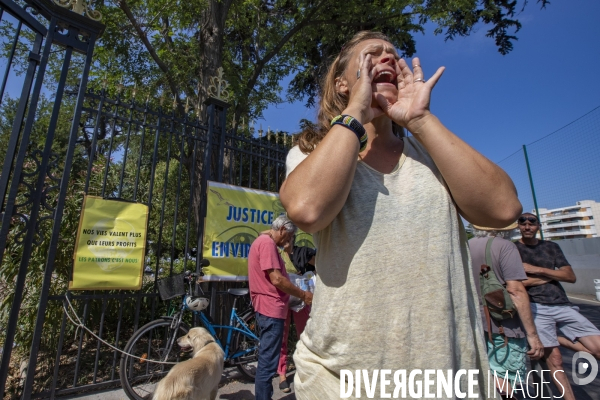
262,0,600,165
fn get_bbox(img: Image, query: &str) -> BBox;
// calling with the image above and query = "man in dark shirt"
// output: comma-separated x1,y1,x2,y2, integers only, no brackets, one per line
516,213,600,400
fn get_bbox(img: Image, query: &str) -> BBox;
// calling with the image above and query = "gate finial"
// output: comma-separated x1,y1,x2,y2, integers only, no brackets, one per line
116,78,124,94
54,0,102,21
207,67,230,101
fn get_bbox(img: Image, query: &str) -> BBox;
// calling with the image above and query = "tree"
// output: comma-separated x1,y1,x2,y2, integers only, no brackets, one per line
90,0,550,124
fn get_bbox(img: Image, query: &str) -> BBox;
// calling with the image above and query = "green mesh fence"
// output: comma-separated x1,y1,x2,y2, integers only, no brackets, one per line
497,105,600,231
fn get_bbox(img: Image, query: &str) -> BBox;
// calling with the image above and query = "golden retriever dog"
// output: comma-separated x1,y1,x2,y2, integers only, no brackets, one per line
152,327,224,400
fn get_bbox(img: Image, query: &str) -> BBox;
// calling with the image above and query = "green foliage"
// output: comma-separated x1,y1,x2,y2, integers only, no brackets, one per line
80,0,552,126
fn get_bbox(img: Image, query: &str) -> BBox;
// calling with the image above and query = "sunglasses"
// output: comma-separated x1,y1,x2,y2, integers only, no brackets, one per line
518,216,538,224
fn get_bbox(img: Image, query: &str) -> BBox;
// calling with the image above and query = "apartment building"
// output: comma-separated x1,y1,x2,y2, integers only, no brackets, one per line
537,200,600,240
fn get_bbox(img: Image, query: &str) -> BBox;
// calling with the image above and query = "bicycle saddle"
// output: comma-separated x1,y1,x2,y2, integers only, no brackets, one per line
228,288,249,296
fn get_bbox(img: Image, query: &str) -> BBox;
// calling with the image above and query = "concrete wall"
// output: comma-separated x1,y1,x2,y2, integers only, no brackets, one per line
554,237,600,296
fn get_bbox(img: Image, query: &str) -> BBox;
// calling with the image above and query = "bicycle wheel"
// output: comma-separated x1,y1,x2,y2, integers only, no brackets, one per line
232,309,259,381
119,318,190,400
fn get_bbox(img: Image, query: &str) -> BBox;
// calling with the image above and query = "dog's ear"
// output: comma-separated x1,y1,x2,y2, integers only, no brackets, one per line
192,328,215,350
192,329,215,350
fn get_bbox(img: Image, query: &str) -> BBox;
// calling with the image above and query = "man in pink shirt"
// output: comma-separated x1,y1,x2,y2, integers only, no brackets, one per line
248,216,313,400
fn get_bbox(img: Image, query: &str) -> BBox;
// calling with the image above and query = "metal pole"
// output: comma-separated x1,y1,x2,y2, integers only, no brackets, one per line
216,101,229,183
523,144,544,240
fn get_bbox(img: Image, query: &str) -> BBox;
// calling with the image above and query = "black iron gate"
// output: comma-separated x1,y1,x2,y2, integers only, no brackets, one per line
0,0,104,397
0,0,291,398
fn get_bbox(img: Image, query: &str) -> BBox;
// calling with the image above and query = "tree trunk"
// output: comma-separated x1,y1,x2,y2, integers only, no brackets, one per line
198,0,233,104
188,0,233,221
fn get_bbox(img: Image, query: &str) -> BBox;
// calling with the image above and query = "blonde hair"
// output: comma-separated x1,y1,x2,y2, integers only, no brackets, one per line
298,31,404,153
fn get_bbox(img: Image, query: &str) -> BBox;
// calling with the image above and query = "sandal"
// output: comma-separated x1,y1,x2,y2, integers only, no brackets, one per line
279,379,291,393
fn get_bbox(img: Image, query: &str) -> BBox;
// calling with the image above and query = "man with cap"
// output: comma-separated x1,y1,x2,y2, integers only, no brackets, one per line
469,222,544,398
516,212,600,400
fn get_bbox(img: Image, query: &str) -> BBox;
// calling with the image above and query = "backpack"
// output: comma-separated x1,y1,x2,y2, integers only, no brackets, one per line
479,237,517,347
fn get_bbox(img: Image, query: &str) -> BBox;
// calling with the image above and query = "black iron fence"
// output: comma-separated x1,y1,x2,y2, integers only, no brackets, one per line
0,0,104,398
0,0,291,398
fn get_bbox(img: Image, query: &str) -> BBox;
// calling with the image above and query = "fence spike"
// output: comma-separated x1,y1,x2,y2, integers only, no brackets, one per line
116,77,124,94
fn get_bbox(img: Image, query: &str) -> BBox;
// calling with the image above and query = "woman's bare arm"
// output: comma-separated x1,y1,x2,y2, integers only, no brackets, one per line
280,127,359,233
375,57,522,227
280,52,377,233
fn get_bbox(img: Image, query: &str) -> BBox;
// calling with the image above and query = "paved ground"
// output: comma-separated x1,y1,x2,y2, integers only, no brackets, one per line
65,294,600,400
542,294,600,400
63,368,294,400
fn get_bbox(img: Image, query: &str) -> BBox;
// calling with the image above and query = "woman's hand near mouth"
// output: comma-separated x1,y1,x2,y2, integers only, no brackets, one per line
374,57,445,130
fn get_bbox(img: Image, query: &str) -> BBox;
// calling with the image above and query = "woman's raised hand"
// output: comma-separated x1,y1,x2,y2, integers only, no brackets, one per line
375,57,445,133
343,48,382,124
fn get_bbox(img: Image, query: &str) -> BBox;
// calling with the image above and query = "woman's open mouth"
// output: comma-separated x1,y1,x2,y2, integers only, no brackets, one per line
373,70,396,85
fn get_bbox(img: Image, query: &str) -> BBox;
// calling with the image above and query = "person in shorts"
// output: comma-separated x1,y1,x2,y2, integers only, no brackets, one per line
469,223,543,398
516,212,600,400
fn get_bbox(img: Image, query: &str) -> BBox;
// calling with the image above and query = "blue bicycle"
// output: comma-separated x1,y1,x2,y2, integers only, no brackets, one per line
119,266,259,400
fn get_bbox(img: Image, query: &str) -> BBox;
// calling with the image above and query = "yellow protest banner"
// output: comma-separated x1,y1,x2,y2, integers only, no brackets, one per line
202,181,313,281
70,196,149,290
